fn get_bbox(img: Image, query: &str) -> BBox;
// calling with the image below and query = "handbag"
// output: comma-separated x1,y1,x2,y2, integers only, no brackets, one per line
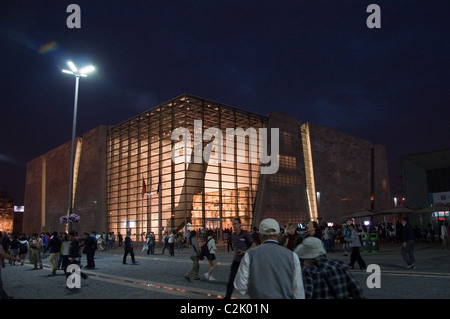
198,238,212,260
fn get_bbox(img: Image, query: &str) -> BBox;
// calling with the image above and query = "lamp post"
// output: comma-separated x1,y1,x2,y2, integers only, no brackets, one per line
62,61,95,231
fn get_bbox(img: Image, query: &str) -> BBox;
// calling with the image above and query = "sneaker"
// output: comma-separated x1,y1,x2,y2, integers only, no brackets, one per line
406,263,415,269
204,272,210,280
208,275,216,281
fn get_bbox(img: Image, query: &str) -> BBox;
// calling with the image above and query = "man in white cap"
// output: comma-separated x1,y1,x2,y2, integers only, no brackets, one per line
234,218,305,299
295,236,365,299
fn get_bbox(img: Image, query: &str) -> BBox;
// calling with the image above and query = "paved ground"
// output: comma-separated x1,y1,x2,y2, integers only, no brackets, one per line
2,239,450,301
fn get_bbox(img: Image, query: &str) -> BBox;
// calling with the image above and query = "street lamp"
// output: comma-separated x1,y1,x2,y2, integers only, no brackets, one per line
62,60,95,231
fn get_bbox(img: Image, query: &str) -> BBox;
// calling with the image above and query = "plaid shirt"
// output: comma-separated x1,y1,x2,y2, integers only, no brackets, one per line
302,255,365,299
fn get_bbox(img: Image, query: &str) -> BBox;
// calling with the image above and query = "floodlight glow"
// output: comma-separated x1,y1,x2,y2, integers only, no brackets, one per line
63,61,95,78
67,61,78,72
79,65,95,75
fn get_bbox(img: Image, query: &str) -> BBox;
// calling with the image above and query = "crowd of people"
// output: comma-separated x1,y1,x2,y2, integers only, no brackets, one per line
1,215,445,299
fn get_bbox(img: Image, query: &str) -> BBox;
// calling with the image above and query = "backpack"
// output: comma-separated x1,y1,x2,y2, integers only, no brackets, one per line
198,238,212,260
241,230,254,248
19,241,28,254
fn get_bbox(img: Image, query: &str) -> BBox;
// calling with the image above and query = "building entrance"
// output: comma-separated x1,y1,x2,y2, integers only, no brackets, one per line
205,218,221,230
205,218,222,242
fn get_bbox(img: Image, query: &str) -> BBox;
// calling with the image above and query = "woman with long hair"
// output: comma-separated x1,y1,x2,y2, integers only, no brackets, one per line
204,229,217,281
307,221,323,240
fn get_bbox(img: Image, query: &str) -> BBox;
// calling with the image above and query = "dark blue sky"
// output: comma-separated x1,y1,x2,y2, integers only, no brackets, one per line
1,1,449,204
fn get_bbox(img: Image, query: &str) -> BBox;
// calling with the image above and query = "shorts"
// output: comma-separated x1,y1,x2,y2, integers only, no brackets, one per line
207,253,216,261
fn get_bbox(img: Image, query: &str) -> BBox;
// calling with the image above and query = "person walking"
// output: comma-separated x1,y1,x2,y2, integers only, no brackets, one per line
29,233,43,270
110,232,116,249
65,231,88,283
0,232,22,299
346,224,367,270
234,218,305,299
323,225,332,253
185,230,200,282
48,231,62,275
123,232,138,265
341,224,351,256
1,232,10,268
224,217,256,299
118,232,123,247
161,232,168,255
168,231,175,256
84,232,98,269
401,216,416,269
295,236,365,299
8,235,20,266
18,234,29,266
204,230,218,281
226,230,233,253
59,234,70,271
177,232,184,252
440,221,448,250
280,222,299,251
146,232,155,255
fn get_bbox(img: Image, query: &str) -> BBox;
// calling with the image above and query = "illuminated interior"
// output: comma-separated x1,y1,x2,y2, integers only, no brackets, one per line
0,194,14,233
106,95,267,241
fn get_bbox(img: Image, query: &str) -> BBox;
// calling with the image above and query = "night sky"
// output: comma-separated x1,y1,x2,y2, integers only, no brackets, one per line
1,1,449,205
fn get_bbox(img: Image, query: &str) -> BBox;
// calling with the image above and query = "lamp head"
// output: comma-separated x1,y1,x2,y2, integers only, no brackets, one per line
62,61,95,77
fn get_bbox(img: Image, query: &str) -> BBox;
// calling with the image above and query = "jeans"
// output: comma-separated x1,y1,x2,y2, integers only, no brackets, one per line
349,247,367,269
401,240,415,266
225,260,241,299
123,249,136,263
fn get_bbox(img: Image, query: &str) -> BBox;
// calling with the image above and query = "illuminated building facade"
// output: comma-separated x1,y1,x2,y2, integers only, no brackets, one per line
107,95,267,241
24,94,391,240
0,192,14,233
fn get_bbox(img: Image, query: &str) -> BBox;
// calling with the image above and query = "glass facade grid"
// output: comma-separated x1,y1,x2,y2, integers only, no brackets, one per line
106,94,268,241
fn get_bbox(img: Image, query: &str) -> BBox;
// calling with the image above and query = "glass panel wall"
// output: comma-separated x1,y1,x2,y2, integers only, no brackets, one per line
107,95,267,241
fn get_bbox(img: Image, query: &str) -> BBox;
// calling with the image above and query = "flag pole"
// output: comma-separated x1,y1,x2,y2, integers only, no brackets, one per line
142,175,146,242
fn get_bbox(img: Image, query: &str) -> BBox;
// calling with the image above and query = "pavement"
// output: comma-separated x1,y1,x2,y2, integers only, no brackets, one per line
2,239,450,301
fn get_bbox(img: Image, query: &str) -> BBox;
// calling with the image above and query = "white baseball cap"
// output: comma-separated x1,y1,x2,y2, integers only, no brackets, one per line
259,218,280,235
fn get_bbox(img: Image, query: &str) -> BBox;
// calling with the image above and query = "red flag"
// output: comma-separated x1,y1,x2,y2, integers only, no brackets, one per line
142,178,147,197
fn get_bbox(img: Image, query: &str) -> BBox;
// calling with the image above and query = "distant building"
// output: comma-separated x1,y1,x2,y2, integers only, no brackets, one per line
0,192,14,233
402,148,450,225
24,94,391,240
